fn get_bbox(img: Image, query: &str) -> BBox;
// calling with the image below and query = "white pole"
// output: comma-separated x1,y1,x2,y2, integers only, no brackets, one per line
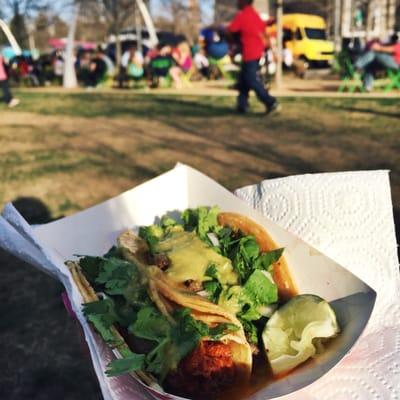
334,0,341,52
136,0,158,47
276,0,283,89
342,0,352,38
135,3,143,53
0,18,22,55
63,4,79,89
27,22,36,52
387,0,396,34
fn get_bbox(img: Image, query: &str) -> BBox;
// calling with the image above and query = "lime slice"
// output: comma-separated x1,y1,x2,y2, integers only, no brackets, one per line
262,294,340,375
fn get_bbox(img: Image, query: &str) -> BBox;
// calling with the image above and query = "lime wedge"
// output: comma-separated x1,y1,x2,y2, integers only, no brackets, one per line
262,294,339,375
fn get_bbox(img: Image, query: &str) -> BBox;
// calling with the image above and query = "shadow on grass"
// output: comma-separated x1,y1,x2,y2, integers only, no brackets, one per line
15,92,400,121
159,118,318,178
17,93,234,118
331,105,400,119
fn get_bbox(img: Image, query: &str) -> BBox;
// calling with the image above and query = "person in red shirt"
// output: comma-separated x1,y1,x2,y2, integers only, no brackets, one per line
228,0,279,114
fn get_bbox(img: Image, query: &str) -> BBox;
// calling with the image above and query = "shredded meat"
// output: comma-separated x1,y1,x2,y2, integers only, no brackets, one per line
166,341,236,398
184,279,203,292
146,252,170,271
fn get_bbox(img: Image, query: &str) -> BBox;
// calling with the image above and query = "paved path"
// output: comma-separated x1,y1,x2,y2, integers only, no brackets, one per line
16,77,400,99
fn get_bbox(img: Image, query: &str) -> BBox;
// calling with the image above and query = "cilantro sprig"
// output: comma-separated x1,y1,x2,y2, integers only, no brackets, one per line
182,206,221,243
79,250,239,380
89,304,239,379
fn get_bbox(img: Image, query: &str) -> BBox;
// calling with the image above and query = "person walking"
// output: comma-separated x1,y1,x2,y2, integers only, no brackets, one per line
228,0,279,114
0,54,19,108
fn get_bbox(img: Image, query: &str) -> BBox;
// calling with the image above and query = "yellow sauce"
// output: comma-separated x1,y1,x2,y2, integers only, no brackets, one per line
155,231,238,285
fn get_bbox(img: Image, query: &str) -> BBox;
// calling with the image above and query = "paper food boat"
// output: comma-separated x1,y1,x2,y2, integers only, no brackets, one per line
4,164,376,400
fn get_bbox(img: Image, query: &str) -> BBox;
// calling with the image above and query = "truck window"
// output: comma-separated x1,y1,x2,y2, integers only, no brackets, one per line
283,28,292,41
304,28,326,40
295,28,302,40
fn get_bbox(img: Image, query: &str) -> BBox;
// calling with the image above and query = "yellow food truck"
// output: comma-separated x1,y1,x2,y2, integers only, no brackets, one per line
270,14,334,67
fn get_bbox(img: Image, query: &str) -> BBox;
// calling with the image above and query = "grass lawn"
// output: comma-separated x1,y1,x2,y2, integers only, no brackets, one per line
0,91,399,399
1,91,399,217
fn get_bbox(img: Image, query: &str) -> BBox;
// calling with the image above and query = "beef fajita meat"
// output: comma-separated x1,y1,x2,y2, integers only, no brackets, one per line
146,252,170,271
184,279,203,292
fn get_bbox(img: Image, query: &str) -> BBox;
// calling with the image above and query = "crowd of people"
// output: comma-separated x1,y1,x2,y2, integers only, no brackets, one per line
1,0,399,110
0,30,234,93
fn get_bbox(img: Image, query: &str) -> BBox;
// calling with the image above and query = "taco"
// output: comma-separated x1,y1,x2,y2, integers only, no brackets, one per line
68,221,253,398
68,206,302,398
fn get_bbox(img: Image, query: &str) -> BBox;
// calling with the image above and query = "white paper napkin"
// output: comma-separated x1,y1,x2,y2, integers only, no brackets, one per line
235,170,400,399
1,170,399,400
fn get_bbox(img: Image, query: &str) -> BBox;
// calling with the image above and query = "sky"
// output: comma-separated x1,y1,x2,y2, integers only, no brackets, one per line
149,0,215,24
39,1,215,25
0,0,215,25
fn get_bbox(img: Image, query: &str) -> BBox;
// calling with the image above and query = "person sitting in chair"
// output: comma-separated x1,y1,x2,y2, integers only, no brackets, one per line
355,34,400,91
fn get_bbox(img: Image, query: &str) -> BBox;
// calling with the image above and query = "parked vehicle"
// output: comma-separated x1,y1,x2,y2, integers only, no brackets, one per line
269,14,334,68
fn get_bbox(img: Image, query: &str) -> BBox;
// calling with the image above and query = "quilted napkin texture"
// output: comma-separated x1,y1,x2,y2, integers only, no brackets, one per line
235,170,400,400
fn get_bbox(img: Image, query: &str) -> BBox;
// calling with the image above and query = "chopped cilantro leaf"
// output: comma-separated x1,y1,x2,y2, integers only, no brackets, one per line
205,264,218,279
139,225,164,253
79,256,103,285
238,303,261,321
104,246,121,259
106,352,145,377
203,281,222,303
129,306,170,342
145,339,171,378
254,248,284,271
83,298,121,345
95,257,135,296
243,270,278,306
161,215,177,228
239,236,260,263
208,323,239,340
217,227,235,257
128,306,236,380
231,236,260,282
238,318,258,344
204,263,222,302
83,298,118,327
181,206,221,242
173,308,210,338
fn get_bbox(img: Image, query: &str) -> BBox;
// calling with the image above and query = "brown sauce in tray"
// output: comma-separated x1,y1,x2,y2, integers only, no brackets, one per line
215,336,338,400
216,354,278,400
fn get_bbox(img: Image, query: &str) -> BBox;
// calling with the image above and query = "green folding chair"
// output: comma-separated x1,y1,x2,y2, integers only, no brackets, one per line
337,53,365,93
384,69,400,92
373,68,400,92
150,58,173,88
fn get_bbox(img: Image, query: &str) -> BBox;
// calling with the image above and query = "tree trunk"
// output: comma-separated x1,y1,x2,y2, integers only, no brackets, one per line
115,28,122,73
334,0,341,51
188,0,200,45
63,4,79,88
